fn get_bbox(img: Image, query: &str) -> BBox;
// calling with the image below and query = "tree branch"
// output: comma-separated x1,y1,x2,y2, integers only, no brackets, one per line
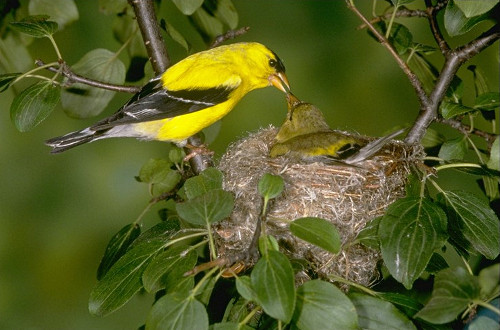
436,118,498,148
425,0,450,54
210,26,250,48
35,59,141,93
128,0,169,74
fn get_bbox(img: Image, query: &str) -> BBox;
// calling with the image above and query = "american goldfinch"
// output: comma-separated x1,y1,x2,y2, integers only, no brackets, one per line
270,93,405,164
46,42,290,153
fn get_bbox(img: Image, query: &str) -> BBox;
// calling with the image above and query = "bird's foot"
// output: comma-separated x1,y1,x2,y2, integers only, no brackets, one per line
183,143,214,162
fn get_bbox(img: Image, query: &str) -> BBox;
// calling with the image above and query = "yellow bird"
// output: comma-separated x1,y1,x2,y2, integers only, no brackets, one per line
46,42,290,153
270,93,405,164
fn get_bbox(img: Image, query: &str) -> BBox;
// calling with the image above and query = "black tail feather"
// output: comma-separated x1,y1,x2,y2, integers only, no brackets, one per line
45,128,97,153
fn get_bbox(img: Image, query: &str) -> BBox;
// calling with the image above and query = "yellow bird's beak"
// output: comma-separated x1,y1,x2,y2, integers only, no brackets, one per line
269,72,290,93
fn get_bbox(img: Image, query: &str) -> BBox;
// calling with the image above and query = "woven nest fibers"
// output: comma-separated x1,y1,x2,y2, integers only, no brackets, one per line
215,127,424,287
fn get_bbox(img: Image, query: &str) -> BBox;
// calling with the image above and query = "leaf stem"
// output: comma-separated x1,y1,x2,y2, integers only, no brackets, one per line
239,305,261,327
47,34,62,60
190,266,220,297
385,5,398,39
11,61,59,86
473,299,500,315
206,222,217,260
328,274,377,296
434,162,483,172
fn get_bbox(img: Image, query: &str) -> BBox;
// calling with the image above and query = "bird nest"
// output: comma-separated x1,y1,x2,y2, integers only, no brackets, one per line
215,127,424,287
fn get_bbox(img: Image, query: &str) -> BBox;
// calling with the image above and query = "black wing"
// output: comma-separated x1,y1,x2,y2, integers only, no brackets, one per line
91,76,235,130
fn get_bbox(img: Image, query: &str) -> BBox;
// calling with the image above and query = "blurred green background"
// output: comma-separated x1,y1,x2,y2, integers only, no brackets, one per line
0,1,498,329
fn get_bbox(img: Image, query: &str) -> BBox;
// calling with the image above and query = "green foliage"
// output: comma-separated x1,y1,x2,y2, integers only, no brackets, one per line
289,217,341,254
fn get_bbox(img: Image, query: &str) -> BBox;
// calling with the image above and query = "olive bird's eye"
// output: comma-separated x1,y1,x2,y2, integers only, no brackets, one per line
269,59,277,68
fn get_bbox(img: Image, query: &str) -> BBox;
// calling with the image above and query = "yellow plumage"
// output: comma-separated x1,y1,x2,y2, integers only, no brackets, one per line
46,42,289,153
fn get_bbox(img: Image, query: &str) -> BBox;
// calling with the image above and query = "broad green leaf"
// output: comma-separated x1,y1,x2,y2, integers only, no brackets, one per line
97,223,141,280
474,92,499,111
407,52,438,94
487,137,499,171
172,0,204,15
455,0,498,17
176,189,234,226
478,263,500,298
0,73,21,93
355,216,381,250
10,81,60,132
379,197,448,289
451,164,500,177
258,234,280,257
142,245,197,293
438,190,500,259
445,76,464,103
421,128,445,148
425,253,449,274
258,173,284,200
190,6,224,42
146,292,208,330
161,20,190,52
293,280,358,330
349,293,417,329
290,217,341,254
99,0,128,14
415,267,481,324
210,0,239,29
235,275,257,301
438,137,468,161
251,250,295,323
138,158,181,197
184,167,223,200
112,14,147,59
9,15,58,38
0,33,33,73
444,0,489,36
89,238,167,316
390,0,416,6
213,322,253,330
467,65,489,96
440,100,475,119
129,220,180,249
376,292,423,317
390,23,413,55
29,0,78,29
168,146,186,164
61,48,125,118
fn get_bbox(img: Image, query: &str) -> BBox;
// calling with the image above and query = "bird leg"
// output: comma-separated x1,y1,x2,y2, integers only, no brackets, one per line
183,143,215,162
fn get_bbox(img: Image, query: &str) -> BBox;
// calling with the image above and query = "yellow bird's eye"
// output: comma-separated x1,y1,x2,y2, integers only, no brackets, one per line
269,58,277,68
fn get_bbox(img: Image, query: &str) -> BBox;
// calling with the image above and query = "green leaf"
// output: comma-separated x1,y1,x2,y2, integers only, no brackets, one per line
61,48,125,118
89,237,167,316
10,81,60,132
421,128,445,148
474,92,500,111
251,250,295,323
99,0,128,14
438,137,468,161
210,0,239,29
161,20,190,52
190,6,224,42
142,245,197,293
437,190,500,259
235,275,257,302
468,65,489,96
258,173,284,201
440,100,475,119
355,216,381,250
390,0,416,6
29,0,79,29
415,267,481,324
376,292,423,317
445,76,464,103
146,292,209,330
176,189,234,226
444,0,489,36
425,253,449,274
293,280,358,330
97,223,141,280
379,197,448,289
349,293,417,329
478,263,500,297
454,0,498,17
172,0,204,15
184,167,223,200
9,15,58,38
0,73,21,93
407,52,438,94
487,137,499,171
390,23,413,55
289,217,341,254
138,158,181,197
0,34,33,74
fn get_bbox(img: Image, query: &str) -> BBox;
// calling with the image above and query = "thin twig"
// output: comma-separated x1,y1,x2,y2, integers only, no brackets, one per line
436,118,498,148
128,0,169,73
358,7,427,30
425,0,450,54
210,26,250,48
35,59,141,93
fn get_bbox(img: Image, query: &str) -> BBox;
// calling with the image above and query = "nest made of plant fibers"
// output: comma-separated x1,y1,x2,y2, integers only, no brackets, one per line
215,126,424,287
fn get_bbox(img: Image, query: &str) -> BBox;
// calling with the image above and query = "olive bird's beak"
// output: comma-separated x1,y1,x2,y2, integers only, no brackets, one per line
269,72,290,93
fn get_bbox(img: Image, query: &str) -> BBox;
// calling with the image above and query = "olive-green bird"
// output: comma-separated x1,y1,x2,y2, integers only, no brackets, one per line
270,93,405,164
